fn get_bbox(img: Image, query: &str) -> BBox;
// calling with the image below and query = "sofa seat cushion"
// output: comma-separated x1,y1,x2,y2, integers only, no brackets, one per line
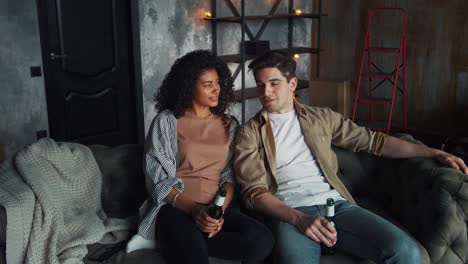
84,247,244,264
90,145,146,219
321,253,374,264
84,247,374,264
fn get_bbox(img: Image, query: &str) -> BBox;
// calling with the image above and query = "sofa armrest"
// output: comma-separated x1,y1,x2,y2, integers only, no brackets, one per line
373,155,468,264
0,205,6,264
427,166,468,264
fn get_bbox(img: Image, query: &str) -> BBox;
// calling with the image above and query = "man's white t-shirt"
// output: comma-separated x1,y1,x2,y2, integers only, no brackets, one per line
268,110,344,208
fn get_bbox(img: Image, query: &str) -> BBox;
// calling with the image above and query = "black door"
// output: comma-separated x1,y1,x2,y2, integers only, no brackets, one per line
37,0,138,146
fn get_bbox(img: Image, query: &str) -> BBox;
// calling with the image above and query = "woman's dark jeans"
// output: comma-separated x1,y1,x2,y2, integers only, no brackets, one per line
156,204,274,264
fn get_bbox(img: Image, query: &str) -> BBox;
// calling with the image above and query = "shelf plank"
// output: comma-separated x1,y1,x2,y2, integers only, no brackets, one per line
204,13,327,23
276,47,321,54
233,80,309,102
219,54,257,63
218,47,322,63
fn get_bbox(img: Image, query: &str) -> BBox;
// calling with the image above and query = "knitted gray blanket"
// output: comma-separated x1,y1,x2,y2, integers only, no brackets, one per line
15,138,131,264
0,159,35,264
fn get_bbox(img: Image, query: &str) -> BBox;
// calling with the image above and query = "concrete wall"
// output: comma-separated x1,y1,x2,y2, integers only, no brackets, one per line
0,0,314,158
139,0,212,130
139,0,312,130
0,0,48,159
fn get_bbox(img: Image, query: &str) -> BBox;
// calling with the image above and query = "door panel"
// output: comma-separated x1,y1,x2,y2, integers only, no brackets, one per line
38,0,137,146
66,88,118,139
60,0,116,76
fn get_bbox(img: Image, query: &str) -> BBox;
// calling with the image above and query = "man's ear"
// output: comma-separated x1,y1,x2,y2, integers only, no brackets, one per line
289,77,298,93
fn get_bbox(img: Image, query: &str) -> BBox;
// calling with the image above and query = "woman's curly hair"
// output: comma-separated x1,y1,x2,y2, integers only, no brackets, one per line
154,50,235,125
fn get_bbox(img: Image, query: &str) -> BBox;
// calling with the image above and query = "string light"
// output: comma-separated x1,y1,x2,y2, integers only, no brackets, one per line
204,11,212,18
293,9,302,15
293,53,300,59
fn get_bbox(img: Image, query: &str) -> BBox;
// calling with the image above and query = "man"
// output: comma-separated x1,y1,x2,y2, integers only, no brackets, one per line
234,51,468,264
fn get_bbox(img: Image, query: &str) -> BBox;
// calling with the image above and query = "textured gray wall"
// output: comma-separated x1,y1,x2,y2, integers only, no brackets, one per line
0,0,48,159
0,0,312,159
139,0,212,130
139,0,312,130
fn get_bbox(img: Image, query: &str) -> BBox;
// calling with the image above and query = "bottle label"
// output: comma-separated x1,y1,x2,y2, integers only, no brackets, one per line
326,206,334,217
213,196,225,206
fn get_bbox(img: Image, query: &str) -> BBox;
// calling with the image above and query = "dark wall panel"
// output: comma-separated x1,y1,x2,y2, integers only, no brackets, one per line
315,0,468,136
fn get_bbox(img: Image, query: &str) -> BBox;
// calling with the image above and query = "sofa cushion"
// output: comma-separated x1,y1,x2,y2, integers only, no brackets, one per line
321,253,374,264
89,144,147,219
333,146,378,197
85,248,244,264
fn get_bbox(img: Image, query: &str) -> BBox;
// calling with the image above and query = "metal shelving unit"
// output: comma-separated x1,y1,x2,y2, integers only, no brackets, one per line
204,0,326,123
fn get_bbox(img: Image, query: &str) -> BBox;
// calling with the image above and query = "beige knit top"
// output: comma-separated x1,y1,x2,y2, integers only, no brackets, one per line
176,111,230,204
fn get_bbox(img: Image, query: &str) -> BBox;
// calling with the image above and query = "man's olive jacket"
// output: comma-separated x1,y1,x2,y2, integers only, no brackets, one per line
234,100,387,209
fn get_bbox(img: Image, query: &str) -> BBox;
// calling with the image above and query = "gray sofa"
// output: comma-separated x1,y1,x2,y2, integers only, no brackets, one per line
1,135,467,263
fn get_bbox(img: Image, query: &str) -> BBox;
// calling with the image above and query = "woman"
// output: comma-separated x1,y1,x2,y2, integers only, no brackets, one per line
128,50,274,263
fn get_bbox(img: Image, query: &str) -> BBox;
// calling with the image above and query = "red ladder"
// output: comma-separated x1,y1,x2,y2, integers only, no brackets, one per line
352,7,408,134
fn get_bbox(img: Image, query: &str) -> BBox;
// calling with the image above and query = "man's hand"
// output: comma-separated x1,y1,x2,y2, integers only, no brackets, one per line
434,150,468,175
381,136,468,175
294,214,336,247
190,204,222,234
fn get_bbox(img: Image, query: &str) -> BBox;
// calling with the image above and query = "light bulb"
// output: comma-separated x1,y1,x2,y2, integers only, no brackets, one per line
204,12,212,18
293,53,300,59
293,9,302,15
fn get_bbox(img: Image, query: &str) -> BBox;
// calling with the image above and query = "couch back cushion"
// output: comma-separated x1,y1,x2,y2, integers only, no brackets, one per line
90,144,147,218
333,146,378,197
88,144,377,217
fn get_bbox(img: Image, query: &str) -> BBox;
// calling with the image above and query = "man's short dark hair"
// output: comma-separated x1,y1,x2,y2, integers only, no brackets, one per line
248,51,296,81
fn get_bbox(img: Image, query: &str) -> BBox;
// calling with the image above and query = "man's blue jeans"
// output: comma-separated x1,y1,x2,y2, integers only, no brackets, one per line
266,200,421,264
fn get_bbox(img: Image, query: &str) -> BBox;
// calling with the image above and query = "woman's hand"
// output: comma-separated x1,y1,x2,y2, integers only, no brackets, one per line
207,217,224,238
190,204,222,234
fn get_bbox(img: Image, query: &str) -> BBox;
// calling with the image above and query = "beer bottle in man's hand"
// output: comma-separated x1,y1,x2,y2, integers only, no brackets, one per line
323,198,336,255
